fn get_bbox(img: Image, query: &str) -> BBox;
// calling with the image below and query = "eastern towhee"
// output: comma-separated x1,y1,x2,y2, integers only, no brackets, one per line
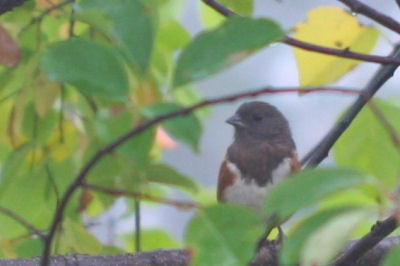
217,101,300,210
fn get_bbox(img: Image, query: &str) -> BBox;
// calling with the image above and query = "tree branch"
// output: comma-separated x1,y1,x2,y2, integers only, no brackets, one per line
282,36,400,65
18,0,74,36
332,216,399,266
338,0,400,35
3,236,399,266
201,1,400,65
82,182,201,209
0,205,45,240
40,86,359,266
304,44,400,167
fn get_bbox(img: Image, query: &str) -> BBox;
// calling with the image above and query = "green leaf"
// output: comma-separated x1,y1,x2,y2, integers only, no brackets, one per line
14,238,43,257
263,168,373,221
145,163,199,193
142,103,202,151
200,0,253,28
280,206,361,265
301,209,368,265
60,218,103,254
334,99,400,187
41,39,128,100
77,0,155,74
123,229,181,252
173,17,284,87
93,109,155,168
185,204,264,266
381,245,400,266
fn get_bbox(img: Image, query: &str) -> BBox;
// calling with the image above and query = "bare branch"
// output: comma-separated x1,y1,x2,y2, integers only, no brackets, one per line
0,205,45,239
283,36,400,65
333,216,399,266
18,0,74,36
82,182,201,209
201,0,400,65
40,86,359,266
202,0,235,17
338,0,400,35
304,44,400,167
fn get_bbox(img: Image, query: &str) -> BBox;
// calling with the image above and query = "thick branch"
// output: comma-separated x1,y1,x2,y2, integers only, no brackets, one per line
3,236,400,266
41,86,359,265
305,44,400,166
82,182,201,209
0,205,45,239
338,0,400,35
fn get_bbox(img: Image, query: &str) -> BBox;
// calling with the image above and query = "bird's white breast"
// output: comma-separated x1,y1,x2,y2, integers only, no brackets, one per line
223,157,292,210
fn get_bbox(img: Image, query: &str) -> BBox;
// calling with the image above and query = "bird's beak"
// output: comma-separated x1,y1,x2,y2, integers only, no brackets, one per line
226,114,246,128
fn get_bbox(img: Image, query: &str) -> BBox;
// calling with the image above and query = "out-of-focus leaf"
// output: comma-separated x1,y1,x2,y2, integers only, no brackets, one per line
280,206,361,265
59,218,103,254
8,89,28,147
93,109,156,168
145,163,199,193
142,103,202,152
0,24,20,67
173,86,210,119
13,238,43,257
293,6,379,86
41,39,129,100
22,103,58,145
263,168,373,221
77,0,155,74
33,73,60,117
185,204,263,266
381,245,400,266
334,99,400,187
0,166,57,238
200,0,253,28
123,229,180,252
173,17,284,87
301,209,369,265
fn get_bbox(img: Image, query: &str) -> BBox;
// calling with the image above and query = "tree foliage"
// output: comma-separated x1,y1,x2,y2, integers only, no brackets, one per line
0,0,399,265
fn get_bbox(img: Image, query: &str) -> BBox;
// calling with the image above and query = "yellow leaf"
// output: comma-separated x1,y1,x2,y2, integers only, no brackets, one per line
293,7,380,86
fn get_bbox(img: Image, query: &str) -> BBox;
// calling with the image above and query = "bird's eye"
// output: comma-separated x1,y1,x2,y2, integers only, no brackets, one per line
253,114,263,122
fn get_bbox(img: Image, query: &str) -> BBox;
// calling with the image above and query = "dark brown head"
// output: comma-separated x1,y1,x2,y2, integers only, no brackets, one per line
227,101,292,141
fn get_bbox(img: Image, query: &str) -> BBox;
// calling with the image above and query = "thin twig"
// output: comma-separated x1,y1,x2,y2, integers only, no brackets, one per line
332,216,399,266
0,205,45,239
45,164,60,208
202,0,235,17
338,0,400,35
82,183,201,209
202,0,400,65
368,101,400,152
134,199,141,252
40,86,360,266
18,0,74,37
304,44,400,167
283,36,400,65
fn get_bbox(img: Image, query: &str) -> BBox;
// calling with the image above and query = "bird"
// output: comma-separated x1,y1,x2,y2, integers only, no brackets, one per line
217,101,300,211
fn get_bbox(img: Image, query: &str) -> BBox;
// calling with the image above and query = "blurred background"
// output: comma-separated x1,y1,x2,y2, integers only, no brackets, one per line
89,0,400,245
